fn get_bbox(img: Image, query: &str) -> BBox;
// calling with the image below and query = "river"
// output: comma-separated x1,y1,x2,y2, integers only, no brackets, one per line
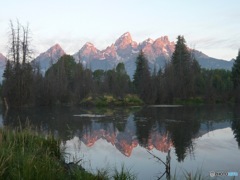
1,104,240,179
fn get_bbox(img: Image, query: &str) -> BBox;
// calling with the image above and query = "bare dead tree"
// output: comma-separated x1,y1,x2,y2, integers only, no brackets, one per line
16,20,20,64
8,20,32,64
3,20,34,107
9,20,16,63
22,24,29,64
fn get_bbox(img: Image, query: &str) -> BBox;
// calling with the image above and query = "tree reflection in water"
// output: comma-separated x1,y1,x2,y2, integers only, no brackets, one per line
2,105,240,162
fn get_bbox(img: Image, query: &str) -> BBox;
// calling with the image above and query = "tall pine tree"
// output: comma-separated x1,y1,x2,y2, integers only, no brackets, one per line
232,50,240,102
133,50,151,103
171,35,200,99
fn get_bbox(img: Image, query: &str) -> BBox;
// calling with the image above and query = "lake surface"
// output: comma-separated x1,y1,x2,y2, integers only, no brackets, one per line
1,105,240,179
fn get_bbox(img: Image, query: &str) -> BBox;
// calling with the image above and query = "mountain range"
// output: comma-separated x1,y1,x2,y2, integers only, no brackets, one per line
0,32,234,80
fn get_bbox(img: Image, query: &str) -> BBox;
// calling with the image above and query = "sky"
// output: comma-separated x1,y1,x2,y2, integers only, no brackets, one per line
0,0,239,60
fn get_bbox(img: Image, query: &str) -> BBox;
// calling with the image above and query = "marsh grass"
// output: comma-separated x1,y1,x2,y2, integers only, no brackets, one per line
182,169,206,180
112,165,136,180
0,125,95,180
0,127,59,179
0,125,139,180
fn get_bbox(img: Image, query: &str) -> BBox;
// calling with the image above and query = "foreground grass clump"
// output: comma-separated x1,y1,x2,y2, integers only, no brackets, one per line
0,126,137,180
0,126,95,180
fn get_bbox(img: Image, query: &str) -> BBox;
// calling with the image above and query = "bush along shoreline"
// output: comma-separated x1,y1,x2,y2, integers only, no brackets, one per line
79,94,144,107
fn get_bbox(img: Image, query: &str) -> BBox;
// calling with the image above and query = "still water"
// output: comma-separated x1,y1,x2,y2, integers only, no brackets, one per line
1,105,240,179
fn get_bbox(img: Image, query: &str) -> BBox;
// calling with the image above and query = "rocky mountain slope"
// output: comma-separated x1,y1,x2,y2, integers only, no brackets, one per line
72,32,233,78
31,44,65,74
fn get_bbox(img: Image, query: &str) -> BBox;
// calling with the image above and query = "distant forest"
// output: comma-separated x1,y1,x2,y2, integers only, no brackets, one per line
1,21,240,108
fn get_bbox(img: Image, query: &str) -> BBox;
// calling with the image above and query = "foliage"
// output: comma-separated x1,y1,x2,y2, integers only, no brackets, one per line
0,126,138,179
232,50,240,102
0,126,65,179
113,165,136,180
80,94,143,107
2,60,34,107
133,50,152,103
171,36,201,99
45,54,77,104
2,21,35,108
2,31,239,107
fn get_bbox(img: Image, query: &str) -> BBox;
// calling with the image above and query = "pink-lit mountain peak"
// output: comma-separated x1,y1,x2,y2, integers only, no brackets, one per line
77,42,101,61
81,42,99,52
120,32,132,39
153,36,170,45
46,43,65,55
115,32,133,48
83,42,95,48
144,38,154,44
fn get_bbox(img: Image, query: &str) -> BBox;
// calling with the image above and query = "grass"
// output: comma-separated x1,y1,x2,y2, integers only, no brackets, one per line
182,169,206,180
113,165,136,180
0,125,137,180
0,125,96,180
1,124,233,180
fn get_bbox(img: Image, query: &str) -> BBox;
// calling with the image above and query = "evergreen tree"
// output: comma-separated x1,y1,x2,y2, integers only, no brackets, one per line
231,50,240,102
133,50,151,102
171,35,200,99
115,63,130,98
45,55,76,104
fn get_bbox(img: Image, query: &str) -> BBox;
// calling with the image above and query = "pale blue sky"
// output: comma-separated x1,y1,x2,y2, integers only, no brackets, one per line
0,0,239,60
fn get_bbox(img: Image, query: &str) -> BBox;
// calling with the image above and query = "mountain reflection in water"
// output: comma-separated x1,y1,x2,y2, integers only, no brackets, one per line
77,118,172,157
2,105,240,179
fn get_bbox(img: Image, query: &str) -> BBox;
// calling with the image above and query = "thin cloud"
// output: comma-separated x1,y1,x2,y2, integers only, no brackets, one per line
191,37,240,50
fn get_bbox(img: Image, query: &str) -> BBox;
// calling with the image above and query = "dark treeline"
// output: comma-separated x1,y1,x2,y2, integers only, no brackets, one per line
1,22,240,108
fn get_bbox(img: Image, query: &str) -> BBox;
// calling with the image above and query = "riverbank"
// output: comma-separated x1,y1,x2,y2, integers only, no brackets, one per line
0,125,138,179
0,126,97,179
0,124,230,179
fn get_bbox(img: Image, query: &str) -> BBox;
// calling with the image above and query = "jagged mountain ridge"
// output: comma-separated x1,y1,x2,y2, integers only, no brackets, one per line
72,32,177,77
71,32,233,77
25,32,235,78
